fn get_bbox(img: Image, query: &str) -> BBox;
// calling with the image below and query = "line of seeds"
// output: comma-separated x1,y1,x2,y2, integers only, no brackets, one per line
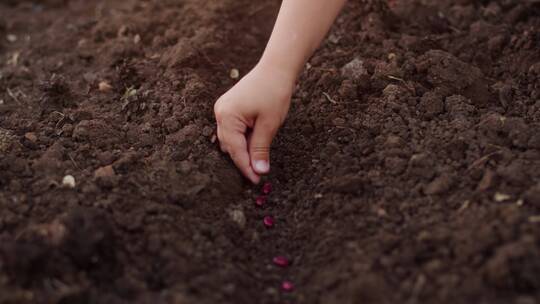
256,182,294,293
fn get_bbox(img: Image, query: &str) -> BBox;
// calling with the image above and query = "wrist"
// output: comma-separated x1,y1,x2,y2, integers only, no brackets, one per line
255,57,299,91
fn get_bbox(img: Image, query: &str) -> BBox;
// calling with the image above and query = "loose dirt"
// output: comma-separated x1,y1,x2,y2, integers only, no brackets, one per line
1,0,539,303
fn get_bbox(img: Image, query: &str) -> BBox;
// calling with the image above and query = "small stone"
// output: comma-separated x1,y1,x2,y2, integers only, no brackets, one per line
494,192,511,202
94,165,115,178
281,281,294,292
133,34,141,44
263,216,275,228
24,132,37,143
202,126,213,137
6,34,17,43
341,58,368,81
77,39,87,47
272,256,289,267
229,68,240,79
228,208,246,229
62,175,76,188
21,132,38,149
328,33,340,44
98,81,113,92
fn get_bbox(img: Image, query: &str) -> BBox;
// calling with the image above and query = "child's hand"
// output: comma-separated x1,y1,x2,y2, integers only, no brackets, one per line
214,64,294,184
214,0,346,183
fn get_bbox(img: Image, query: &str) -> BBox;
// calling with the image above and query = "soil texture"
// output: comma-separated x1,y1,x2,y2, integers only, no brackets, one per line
1,0,540,303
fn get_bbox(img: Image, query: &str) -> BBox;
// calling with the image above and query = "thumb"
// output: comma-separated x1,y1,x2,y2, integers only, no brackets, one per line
249,118,276,175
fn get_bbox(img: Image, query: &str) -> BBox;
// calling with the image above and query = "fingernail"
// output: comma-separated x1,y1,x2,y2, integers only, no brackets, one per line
253,160,269,173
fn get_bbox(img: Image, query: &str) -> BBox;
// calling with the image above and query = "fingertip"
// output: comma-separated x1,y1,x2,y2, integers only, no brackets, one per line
253,160,270,174
250,175,261,185
246,167,261,184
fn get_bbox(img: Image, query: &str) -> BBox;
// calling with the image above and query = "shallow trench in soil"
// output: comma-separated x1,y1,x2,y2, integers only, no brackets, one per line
1,0,540,304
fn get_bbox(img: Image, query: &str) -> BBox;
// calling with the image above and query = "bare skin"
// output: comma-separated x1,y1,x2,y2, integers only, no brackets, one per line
214,0,348,184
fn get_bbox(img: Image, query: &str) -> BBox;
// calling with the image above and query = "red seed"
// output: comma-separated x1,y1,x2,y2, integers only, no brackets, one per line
263,216,275,228
262,182,272,194
255,195,267,207
281,281,294,292
272,256,289,267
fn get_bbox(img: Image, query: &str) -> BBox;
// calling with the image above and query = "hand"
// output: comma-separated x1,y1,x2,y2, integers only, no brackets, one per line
214,63,295,184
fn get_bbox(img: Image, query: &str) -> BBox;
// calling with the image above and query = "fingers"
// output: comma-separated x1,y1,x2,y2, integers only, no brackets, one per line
216,125,226,153
249,118,276,175
218,124,261,184
228,134,261,184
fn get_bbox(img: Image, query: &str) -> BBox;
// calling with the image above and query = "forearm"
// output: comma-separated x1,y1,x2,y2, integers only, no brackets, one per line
258,0,347,82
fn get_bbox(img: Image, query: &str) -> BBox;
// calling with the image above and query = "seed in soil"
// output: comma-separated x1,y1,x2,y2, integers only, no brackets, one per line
281,281,294,292
255,195,267,207
263,216,275,228
272,256,289,267
262,182,272,194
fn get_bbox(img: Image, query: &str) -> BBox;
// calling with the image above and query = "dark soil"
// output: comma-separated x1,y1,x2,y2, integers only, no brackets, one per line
1,0,540,303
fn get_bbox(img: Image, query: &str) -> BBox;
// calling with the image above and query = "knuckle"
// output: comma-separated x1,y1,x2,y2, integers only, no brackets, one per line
214,106,233,126
251,146,270,154
257,120,279,134
214,107,222,120
214,100,226,118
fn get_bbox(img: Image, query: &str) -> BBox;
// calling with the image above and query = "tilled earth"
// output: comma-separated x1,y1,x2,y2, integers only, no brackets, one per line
1,0,540,303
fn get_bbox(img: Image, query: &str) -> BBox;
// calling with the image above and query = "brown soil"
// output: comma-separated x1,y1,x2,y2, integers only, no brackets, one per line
1,0,540,303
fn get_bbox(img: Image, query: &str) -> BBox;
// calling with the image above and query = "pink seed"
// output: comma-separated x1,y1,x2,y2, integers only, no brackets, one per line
281,281,294,292
262,182,272,194
272,256,289,267
263,216,275,228
255,195,267,207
